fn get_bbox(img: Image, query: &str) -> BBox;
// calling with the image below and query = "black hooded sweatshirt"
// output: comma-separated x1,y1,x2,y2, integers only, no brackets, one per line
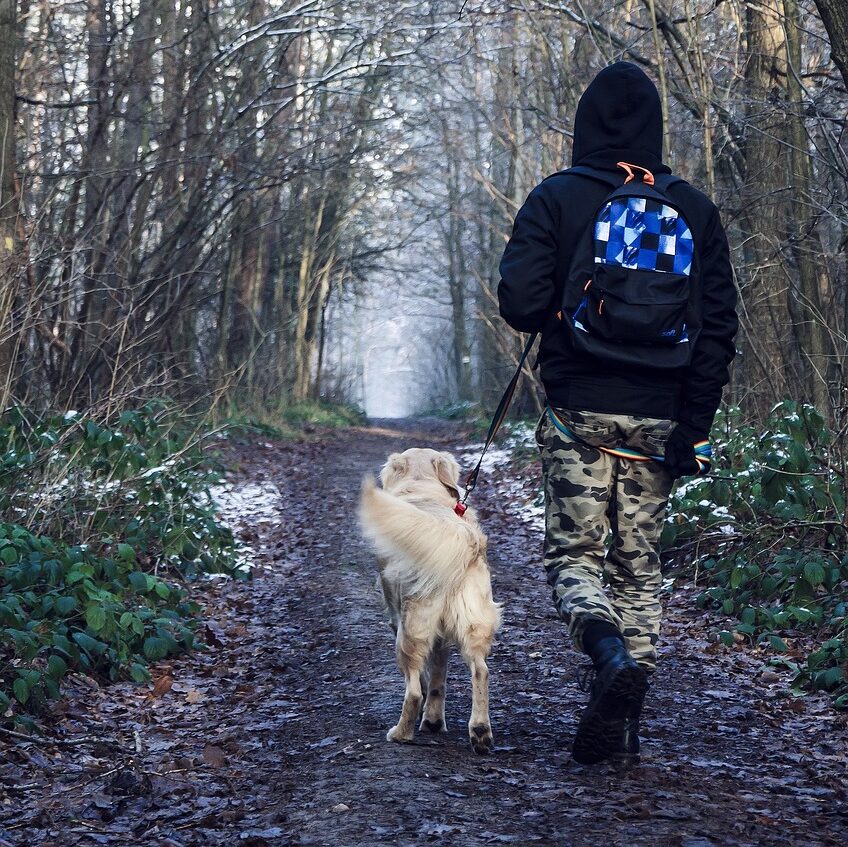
497,62,738,439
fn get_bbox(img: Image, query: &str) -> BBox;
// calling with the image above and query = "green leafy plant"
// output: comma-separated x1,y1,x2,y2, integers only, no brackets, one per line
664,401,847,706
0,524,195,712
0,403,240,717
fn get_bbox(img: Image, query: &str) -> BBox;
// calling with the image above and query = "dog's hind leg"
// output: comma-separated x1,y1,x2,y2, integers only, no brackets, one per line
387,603,437,743
420,637,449,733
448,566,499,755
386,633,429,743
463,646,493,755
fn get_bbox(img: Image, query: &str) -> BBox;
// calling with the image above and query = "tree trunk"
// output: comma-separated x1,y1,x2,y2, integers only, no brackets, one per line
0,0,17,401
290,191,324,401
66,0,110,403
443,133,471,401
738,0,797,413
784,0,832,414
813,0,848,89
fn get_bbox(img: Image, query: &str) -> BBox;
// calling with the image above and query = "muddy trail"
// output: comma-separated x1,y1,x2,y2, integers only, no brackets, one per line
4,421,847,847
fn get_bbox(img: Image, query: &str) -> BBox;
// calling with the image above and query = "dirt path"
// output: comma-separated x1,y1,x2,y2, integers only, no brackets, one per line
5,421,847,847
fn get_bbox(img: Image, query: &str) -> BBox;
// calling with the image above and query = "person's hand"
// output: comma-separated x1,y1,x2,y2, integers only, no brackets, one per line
663,423,706,479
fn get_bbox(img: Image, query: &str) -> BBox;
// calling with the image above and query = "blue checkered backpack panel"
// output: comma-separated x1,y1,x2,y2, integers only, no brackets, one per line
594,197,693,276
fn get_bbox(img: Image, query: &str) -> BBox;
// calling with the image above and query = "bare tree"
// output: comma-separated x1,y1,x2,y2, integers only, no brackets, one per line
814,0,848,88
1,0,845,427
0,0,16,399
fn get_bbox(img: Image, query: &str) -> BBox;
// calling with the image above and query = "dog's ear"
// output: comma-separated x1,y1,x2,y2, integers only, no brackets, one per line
433,452,461,499
380,453,408,489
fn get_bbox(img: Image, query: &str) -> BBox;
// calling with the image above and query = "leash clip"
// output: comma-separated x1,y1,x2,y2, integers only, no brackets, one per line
454,501,467,517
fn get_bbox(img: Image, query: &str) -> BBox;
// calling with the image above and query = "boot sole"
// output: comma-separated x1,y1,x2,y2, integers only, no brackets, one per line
572,664,647,765
612,750,641,769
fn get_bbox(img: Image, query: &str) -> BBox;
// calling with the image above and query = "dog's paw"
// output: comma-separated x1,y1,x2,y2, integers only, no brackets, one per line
469,723,493,755
386,725,413,743
420,716,446,733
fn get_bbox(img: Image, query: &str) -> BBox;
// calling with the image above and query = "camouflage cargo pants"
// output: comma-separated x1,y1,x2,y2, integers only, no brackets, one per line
535,408,675,671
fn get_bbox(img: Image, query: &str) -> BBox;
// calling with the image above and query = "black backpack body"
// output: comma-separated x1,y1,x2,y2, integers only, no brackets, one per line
553,164,702,371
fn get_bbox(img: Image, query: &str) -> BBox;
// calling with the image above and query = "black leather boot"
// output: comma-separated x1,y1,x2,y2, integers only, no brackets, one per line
613,678,648,768
572,637,648,765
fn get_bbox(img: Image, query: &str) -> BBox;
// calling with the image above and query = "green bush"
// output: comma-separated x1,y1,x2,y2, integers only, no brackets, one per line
664,401,847,707
219,398,365,438
0,403,239,717
280,399,365,428
0,524,196,712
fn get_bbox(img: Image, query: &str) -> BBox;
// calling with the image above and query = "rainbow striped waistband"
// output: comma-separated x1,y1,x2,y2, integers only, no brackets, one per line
546,406,712,475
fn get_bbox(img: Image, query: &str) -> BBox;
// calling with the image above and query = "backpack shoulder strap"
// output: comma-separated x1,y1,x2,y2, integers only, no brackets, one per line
542,165,621,190
546,167,688,194
652,172,686,192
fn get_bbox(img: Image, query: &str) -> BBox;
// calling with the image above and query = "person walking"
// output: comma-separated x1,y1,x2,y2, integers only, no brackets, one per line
497,62,738,765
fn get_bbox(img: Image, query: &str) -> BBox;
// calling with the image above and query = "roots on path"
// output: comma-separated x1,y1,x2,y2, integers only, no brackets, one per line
3,421,846,846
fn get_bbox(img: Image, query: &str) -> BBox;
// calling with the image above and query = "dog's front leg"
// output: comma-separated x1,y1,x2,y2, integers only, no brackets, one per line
420,638,449,733
386,631,428,743
466,653,493,755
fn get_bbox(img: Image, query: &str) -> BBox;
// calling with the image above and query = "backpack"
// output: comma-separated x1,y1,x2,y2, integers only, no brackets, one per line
553,162,701,370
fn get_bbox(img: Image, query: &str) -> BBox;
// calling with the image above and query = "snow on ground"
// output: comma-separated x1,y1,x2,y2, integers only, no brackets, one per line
210,481,282,526
209,480,282,573
459,421,544,531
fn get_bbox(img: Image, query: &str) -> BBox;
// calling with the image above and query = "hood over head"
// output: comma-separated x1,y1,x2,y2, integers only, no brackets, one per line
571,62,667,173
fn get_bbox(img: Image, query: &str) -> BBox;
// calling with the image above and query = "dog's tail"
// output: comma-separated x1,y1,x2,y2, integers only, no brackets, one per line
359,475,483,596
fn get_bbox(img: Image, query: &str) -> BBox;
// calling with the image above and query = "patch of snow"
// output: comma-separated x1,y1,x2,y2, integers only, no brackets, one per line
140,461,176,479
458,443,513,474
457,440,543,531
710,505,733,519
516,498,544,530
211,481,281,527
501,422,536,451
674,477,709,497
210,481,282,573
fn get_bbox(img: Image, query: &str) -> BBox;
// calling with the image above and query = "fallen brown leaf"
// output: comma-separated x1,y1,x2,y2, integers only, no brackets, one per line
202,744,227,768
186,689,205,704
150,675,173,699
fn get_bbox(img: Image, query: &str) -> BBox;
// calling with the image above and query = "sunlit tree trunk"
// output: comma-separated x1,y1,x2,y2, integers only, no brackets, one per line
0,0,17,402
290,188,324,402
442,131,471,401
738,0,798,412
71,0,110,402
784,0,832,415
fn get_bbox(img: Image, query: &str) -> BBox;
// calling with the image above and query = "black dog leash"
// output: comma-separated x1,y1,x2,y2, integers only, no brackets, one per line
455,333,538,517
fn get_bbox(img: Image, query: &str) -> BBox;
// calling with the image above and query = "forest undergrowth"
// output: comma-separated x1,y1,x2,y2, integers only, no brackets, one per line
663,402,848,708
0,399,360,723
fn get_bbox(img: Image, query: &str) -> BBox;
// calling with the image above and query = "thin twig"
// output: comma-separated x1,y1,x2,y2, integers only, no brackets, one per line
0,725,121,749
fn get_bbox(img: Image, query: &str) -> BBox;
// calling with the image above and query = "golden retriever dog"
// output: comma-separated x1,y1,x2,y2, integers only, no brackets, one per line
359,448,501,755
